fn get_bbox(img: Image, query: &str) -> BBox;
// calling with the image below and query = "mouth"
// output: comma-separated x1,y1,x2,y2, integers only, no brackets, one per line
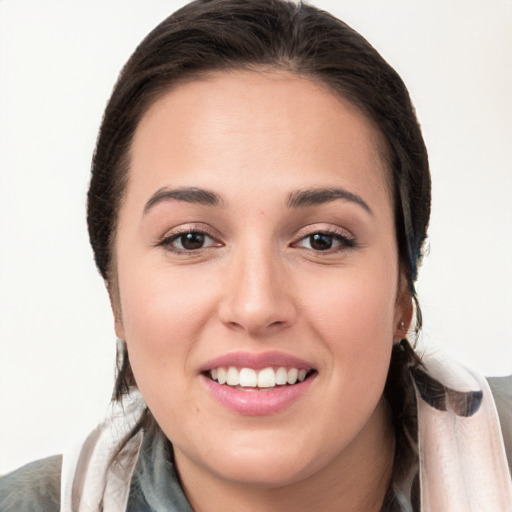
200,351,317,414
204,366,317,390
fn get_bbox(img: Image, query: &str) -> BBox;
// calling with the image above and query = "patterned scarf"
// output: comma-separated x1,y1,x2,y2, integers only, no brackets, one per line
60,349,512,512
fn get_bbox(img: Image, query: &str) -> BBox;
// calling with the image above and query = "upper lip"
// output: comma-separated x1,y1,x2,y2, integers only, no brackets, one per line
200,351,315,372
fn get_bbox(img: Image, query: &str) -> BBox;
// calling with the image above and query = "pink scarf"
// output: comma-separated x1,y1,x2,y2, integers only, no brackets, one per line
60,349,512,511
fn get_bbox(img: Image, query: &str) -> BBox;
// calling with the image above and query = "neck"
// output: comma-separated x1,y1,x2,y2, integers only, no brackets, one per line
176,398,395,512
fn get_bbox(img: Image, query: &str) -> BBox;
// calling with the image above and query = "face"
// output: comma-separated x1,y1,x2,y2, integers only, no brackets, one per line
114,70,410,488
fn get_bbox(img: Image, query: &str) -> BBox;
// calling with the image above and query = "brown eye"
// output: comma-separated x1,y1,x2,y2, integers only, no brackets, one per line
294,231,355,252
178,232,207,250
309,233,334,251
160,230,220,253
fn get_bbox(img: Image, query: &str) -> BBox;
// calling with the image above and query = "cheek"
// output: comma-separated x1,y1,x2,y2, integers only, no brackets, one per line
115,263,215,379
116,267,217,426
299,262,397,387
303,265,397,341
121,268,209,340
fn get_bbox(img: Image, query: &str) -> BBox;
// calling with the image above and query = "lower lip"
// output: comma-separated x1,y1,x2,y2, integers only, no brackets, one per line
201,374,316,415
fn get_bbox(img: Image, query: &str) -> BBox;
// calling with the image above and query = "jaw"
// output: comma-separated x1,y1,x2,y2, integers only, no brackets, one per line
172,395,395,512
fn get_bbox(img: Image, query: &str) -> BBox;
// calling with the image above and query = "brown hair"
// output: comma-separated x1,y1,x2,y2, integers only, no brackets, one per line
87,0,430,502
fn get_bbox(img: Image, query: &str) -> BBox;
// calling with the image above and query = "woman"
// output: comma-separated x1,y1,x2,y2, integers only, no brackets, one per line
1,1,510,511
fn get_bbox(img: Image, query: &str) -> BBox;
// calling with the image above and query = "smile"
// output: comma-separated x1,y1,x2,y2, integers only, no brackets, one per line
208,366,313,388
200,352,317,414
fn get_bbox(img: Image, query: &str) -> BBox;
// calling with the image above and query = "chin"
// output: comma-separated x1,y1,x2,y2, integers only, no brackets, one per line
176,428,335,489
206,452,318,489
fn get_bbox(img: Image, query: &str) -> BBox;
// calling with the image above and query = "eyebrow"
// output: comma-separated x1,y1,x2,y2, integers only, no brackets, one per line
286,187,373,215
144,185,372,215
144,186,223,213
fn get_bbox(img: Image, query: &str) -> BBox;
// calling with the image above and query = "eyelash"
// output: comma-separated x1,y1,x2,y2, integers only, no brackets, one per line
157,227,356,255
157,227,221,254
291,228,356,253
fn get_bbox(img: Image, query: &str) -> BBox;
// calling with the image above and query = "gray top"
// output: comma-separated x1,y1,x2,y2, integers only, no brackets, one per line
1,376,510,512
0,428,192,512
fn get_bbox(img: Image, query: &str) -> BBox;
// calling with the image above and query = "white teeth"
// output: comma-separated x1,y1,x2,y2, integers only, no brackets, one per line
217,367,227,385
226,366,239,386
257,367,275,388
209,366,311,388
287,368,299,385
275,367,288,385
239,368,257,387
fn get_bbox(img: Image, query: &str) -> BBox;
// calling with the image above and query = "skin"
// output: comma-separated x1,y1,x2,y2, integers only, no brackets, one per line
113,70,412,511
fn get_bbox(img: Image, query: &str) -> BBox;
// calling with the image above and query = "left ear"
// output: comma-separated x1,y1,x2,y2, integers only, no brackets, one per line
106,279,126,341
393,273,414,343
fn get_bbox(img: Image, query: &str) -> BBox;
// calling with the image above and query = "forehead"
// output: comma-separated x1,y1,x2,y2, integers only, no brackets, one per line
128,70,391,207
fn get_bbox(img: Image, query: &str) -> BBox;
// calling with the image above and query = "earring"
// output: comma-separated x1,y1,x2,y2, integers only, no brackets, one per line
394,321,406,346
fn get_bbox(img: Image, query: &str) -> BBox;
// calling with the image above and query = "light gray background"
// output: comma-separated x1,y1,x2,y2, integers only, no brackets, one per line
1,0,511,474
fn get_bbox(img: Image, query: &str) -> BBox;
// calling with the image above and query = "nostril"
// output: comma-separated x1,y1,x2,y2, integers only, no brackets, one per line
226,321,245,331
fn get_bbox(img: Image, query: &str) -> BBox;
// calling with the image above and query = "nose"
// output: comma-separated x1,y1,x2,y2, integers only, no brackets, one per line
218,242,297,336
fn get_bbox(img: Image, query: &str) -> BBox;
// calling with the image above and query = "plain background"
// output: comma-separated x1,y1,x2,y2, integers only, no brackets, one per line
1,0,511,475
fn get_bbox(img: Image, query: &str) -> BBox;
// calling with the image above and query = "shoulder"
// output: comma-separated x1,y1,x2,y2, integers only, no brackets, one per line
488,375,512,473
0,455,62,512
